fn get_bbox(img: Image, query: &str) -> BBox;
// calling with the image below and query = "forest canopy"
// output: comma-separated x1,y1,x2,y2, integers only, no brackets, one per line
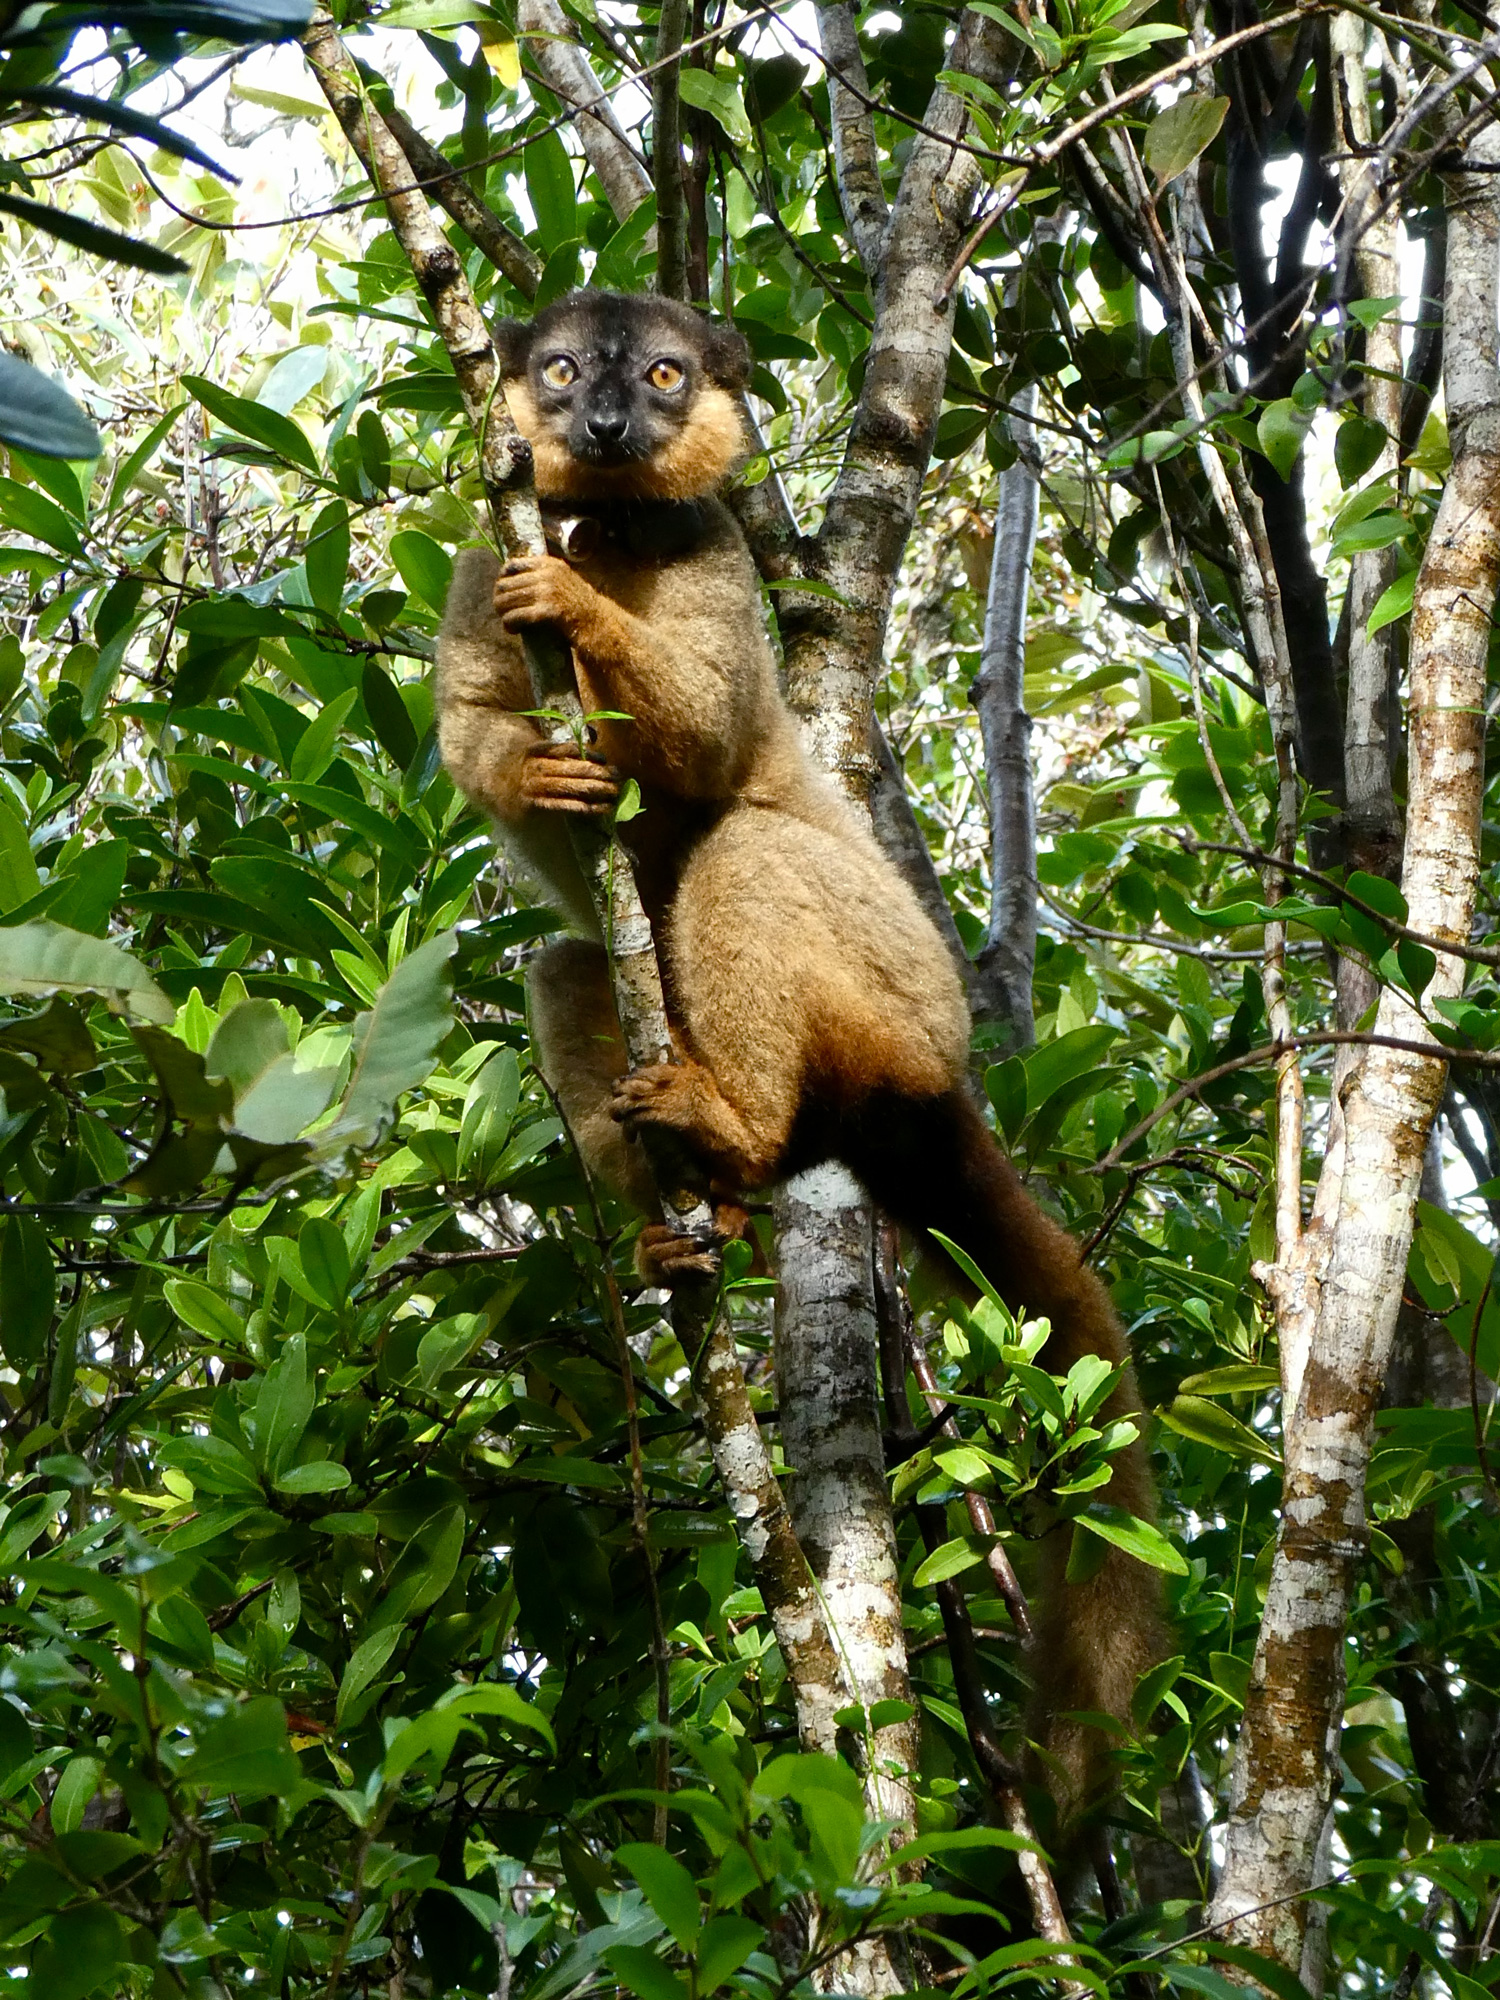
2,0,1500,1993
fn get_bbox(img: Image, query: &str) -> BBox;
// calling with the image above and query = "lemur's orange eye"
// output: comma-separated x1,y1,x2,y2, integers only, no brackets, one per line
541,355,577,389
647,358,685,392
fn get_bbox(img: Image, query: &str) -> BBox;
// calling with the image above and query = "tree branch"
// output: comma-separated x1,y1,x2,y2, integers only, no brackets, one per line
815,2,889,276
516,0,652,224
381,105,541,297
652,0,688,299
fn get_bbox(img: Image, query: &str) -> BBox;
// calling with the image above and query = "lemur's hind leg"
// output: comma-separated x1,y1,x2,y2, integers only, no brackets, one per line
531,941,747,1284
529,940,656,1213
613,803,968,1188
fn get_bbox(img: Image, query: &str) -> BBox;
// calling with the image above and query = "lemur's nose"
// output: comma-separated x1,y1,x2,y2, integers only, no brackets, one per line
587,410,628,445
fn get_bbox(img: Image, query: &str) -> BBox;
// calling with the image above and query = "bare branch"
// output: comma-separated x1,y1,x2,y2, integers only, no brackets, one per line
652,0,689,299
516,0,653,224
382,106,541,297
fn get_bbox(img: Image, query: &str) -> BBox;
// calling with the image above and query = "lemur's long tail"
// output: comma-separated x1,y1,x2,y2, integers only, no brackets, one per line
839,1086,1166,1822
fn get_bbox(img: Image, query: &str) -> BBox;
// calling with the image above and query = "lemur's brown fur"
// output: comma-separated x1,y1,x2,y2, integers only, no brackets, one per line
436,289,1165,1818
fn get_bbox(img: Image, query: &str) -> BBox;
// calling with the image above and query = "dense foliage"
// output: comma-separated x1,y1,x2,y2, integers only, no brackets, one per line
3,0,1500,1992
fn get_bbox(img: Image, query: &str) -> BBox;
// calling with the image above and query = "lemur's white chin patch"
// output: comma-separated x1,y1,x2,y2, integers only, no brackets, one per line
503,380,747,502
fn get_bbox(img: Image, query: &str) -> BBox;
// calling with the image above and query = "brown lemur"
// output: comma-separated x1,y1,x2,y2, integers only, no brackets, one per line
435,287,1165,1817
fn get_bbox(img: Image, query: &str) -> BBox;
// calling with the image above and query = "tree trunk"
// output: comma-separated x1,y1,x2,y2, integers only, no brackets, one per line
1210,124,1500,1979
972,382,1040,1051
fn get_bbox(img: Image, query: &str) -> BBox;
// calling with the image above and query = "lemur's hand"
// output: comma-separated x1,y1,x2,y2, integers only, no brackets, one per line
521,741,620,816
493,553,595,636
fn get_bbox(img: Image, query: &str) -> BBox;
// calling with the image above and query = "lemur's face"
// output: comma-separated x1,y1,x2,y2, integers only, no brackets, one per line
533,324,694,469
497,290,752,502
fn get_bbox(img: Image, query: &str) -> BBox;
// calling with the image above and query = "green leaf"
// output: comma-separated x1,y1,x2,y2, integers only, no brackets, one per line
524,129,578,253
362,660,420,767
275,1460,350,1494
1023,1023,1120,1111
1073,1504,1189,1574
0,353,99,461
1144,92,1228,185
183,374,320,476
259,346,328,414
305,498,350,615
617,1842,701,1950
289,685,358,782
1160,1394,1280,1467
1256,398,1314,481
880,1827,1038,1872
606,1946,689,2000
458,1048,522,1182
0,1217,55,1368
337,1627,403,1722
389,529,452,614
694,1914,762,1994
0,190,188,274
1335,413,1389,488
31,1903,123,2000
912,1536,987,1586
49,1754,103,1835
253,1335,314,1478
321,933,457,1150
107,402,184,507
178,1696,300,1795
1368,567,1416,636
1176,1364,1279,1395
370,1503,466,1630
0,476,83,556
677,68,752,146
0,922,173,1023
164,1278,244,1345
298,1215,351,1309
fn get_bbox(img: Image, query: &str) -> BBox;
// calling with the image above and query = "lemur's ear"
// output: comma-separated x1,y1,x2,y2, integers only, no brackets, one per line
700,322,752,392
493,319,534,375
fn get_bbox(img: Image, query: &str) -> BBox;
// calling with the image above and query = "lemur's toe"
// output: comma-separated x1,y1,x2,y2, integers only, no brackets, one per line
636,1224,719,1285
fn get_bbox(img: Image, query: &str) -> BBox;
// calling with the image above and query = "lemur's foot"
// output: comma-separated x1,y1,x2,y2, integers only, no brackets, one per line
634,1204,751,1287
521,740,619,815
611,1062,698,1134
635,1224,720,1286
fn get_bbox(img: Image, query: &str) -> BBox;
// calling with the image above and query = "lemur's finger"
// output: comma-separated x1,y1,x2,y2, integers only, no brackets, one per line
529,741,613,766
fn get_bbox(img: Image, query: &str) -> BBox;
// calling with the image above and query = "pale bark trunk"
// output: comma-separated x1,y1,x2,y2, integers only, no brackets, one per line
972,382,1040,1051
774,1165,919,1818
1209,122,1500,1977
766,28,1009,1982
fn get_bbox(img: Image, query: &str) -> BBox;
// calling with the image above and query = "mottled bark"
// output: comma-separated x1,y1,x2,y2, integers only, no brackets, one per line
769,10,1010,1871
516,0,652,225
815,3,889,276
774,1166,919,1828
971,382,1040,1052
779,9,1005,796
381,106,541,298
1210,124,1500,1977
